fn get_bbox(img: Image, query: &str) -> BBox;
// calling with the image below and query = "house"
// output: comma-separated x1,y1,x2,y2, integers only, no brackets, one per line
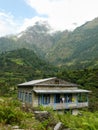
17,77,90,114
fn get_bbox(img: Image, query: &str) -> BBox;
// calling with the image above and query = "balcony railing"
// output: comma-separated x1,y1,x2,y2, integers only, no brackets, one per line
43,102,88,110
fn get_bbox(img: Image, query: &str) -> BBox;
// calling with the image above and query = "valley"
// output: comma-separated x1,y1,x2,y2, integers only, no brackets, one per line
0,18,98,130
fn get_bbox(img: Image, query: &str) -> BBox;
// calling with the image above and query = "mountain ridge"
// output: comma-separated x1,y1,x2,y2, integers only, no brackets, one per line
0,17,98,69
46,17,98,69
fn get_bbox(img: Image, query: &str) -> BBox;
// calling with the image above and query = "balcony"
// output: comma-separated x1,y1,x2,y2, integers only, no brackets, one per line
43,102,88,110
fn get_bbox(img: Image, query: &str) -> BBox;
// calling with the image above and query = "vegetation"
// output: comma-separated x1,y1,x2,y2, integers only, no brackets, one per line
1,18,98,69
0,98,98,130
0,48,98,111
0,17,98,129
0,98,40,129
0,48,57,96
46,18,98,68
57,111,98,130
57,68,98,111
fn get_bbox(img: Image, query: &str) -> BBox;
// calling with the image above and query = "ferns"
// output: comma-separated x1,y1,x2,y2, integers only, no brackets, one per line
57,111,98,130
0,103,21,125
0,98,98,130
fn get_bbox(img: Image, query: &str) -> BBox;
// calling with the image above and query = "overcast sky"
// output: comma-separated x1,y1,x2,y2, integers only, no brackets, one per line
0,0,98,36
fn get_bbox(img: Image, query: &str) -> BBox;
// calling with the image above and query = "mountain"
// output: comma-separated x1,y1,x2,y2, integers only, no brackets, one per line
0,18,98,69
47,17,98,69
0,21,64,58
0,20,98,110
0,48,56,90
17,22,54,55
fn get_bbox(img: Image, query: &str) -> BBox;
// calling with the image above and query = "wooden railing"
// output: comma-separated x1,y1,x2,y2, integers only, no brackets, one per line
43,102,88,110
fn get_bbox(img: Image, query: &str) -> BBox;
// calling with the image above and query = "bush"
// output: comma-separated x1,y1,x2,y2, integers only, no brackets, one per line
57,111,98,130
0,98,28,125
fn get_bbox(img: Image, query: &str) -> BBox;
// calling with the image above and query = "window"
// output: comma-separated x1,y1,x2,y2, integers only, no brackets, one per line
64,94,68,103
43,94,50,104
19,91,22,100
38,94,50,105
67,94,72,102
55,79,59,84
25,92,28,102
78,93,87,102
28,93,32,103
64,94,72,103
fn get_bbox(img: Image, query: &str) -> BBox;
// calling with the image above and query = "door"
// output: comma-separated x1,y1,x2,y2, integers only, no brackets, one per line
54,94,60,103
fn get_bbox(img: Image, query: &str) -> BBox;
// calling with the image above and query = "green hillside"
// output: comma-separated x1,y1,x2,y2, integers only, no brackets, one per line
57,68,98,111
0,37,18,53
0,18,98,69
0,48,56,95
0,18,98,101
0,48,97,111
47,18,98,69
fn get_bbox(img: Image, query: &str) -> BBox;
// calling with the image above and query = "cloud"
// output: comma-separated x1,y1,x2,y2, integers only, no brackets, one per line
25,0,98,31
19,16,47,32
0,0,98,37
0,11,20,37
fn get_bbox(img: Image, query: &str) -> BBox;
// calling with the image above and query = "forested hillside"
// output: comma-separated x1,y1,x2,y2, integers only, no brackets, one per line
0,18,98,69
0,48,57,95
57,68,98,111
0,1,98,129
0,48,98,110
47,17,98,69
0,18,98,110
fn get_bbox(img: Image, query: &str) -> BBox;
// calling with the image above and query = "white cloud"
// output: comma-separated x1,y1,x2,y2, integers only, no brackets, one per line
19,16,47,32
0,11,20,37
0,0,98,37
25,0,98,31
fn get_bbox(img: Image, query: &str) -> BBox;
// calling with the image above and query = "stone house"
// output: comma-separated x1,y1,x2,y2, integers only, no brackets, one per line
17,77,90,113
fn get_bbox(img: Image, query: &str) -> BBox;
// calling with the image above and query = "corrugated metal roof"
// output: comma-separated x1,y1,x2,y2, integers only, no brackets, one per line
18,77,79,87
33,89,91,93
35,84,79,87
18,77,56,86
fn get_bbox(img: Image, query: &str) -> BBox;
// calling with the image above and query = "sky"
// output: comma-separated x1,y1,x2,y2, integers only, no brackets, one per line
0,0,98,37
